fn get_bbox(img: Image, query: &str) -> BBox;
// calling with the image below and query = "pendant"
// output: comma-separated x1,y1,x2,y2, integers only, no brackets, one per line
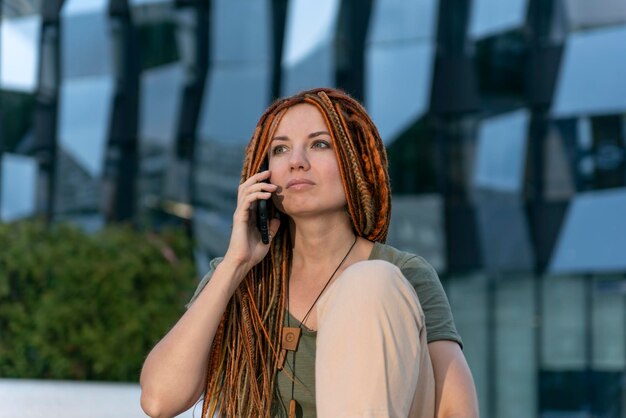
289,399,298,418
277,327,302,371
282,327,302,352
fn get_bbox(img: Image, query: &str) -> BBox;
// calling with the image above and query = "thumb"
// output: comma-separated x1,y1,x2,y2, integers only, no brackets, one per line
268,217,281,242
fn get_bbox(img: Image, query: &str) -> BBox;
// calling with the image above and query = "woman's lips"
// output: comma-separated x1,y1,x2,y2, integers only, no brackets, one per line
286,178,315,189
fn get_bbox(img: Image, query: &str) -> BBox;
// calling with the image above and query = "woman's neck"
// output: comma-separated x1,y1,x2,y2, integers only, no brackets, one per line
288,214,356,271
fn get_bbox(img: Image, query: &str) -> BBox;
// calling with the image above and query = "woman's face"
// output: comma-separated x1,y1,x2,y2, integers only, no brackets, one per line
268,103,347,218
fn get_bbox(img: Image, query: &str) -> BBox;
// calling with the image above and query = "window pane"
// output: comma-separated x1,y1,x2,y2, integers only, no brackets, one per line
469,0,528,40
387,194,446,272
212,0,271,64
194,140,243,212
282,0,339,67
281,0,339,95
58,76,113,177
130,0,169,6
473,110,529,193
0,15,41,92
55,148,102,216
139,63,183,148
474,194,535,272
592,278,625,370
62,0,107,15
564,0,626,30
1,153,37,221
496,276,536,418
0,90,35,152
552,25,626,118
61,5,113,78
368,0,437,43
198,65,270,144
365,42,434,145
549,188,626,274
542,275,586,369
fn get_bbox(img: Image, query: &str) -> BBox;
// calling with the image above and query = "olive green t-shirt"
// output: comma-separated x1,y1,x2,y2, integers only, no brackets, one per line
187,242,462,418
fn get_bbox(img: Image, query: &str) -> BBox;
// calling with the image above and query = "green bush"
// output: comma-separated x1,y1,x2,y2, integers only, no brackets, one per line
0,220,197,382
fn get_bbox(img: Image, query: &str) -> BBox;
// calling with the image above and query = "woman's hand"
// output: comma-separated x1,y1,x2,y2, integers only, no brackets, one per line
224,169,281,274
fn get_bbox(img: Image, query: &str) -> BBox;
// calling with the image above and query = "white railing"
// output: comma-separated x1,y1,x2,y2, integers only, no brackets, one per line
0,379,198,418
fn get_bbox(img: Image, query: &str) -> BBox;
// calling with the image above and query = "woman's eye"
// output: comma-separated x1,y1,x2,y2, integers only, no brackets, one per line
272,145,287,155
313,141,330,149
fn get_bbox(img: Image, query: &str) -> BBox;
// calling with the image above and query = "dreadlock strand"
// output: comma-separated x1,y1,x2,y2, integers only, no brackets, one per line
240,293,255,361
344,101,391,241
264,251,279,324
316,92,374,235
332,101,376,235
245,281,278,364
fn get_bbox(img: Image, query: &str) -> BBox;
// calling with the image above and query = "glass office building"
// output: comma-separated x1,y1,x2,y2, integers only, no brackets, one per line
2,0,626,416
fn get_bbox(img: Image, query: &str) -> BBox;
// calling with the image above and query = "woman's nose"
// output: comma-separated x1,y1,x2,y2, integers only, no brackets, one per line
289,147,310,171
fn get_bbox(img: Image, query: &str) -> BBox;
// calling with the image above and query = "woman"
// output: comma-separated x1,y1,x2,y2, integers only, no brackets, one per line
140,88,478,418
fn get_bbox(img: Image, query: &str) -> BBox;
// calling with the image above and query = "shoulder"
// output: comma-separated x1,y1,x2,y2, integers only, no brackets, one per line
372,242,463,347
370,242,439,284
185,256,224,308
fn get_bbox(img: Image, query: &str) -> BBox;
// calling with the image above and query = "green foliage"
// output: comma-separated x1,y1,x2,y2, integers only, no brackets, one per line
0,220,197,382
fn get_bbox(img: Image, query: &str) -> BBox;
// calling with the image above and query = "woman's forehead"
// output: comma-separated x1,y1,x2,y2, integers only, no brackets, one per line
274,103,329,135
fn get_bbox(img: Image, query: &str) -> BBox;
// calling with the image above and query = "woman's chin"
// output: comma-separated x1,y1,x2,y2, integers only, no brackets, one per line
281,205,346,220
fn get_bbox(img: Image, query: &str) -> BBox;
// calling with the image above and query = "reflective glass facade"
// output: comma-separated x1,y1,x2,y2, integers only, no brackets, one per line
0,14,41,92
1,1,626,416
0,153,37,221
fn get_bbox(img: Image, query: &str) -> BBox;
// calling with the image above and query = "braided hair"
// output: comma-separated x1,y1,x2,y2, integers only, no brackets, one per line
201,87,391,417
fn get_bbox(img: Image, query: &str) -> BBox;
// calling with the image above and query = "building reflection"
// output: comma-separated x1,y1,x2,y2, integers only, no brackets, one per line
1,1,626,416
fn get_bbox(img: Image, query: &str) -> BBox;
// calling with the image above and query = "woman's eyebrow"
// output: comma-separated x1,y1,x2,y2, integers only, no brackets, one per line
271,131,331,142
309,131,331,139
271,136,289,142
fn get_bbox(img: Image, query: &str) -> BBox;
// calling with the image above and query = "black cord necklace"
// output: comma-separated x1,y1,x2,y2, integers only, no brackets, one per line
279,235,358,418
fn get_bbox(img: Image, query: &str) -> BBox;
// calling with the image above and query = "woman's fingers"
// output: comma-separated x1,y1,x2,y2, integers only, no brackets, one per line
234,172,277,217
233,190,275,224
237,173,277,204
244,192,272,207
240,170,271,190
249,182,278,194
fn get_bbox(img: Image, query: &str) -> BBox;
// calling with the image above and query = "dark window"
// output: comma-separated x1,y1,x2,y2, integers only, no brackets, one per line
475,31,527,110
0,91,35,153
386,118,437,195
137,21,179,71
539,370,623,418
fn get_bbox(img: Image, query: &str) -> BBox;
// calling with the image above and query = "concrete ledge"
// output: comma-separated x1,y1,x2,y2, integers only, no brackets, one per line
0,379,197,418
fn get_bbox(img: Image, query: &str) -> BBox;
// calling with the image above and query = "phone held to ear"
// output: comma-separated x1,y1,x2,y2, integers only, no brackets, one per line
256,161,271,244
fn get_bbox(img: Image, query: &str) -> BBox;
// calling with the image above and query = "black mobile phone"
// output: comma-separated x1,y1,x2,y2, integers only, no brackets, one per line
256,161,270,244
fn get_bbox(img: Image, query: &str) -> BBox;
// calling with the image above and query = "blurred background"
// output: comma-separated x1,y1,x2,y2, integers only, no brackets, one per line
1,0,626,417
